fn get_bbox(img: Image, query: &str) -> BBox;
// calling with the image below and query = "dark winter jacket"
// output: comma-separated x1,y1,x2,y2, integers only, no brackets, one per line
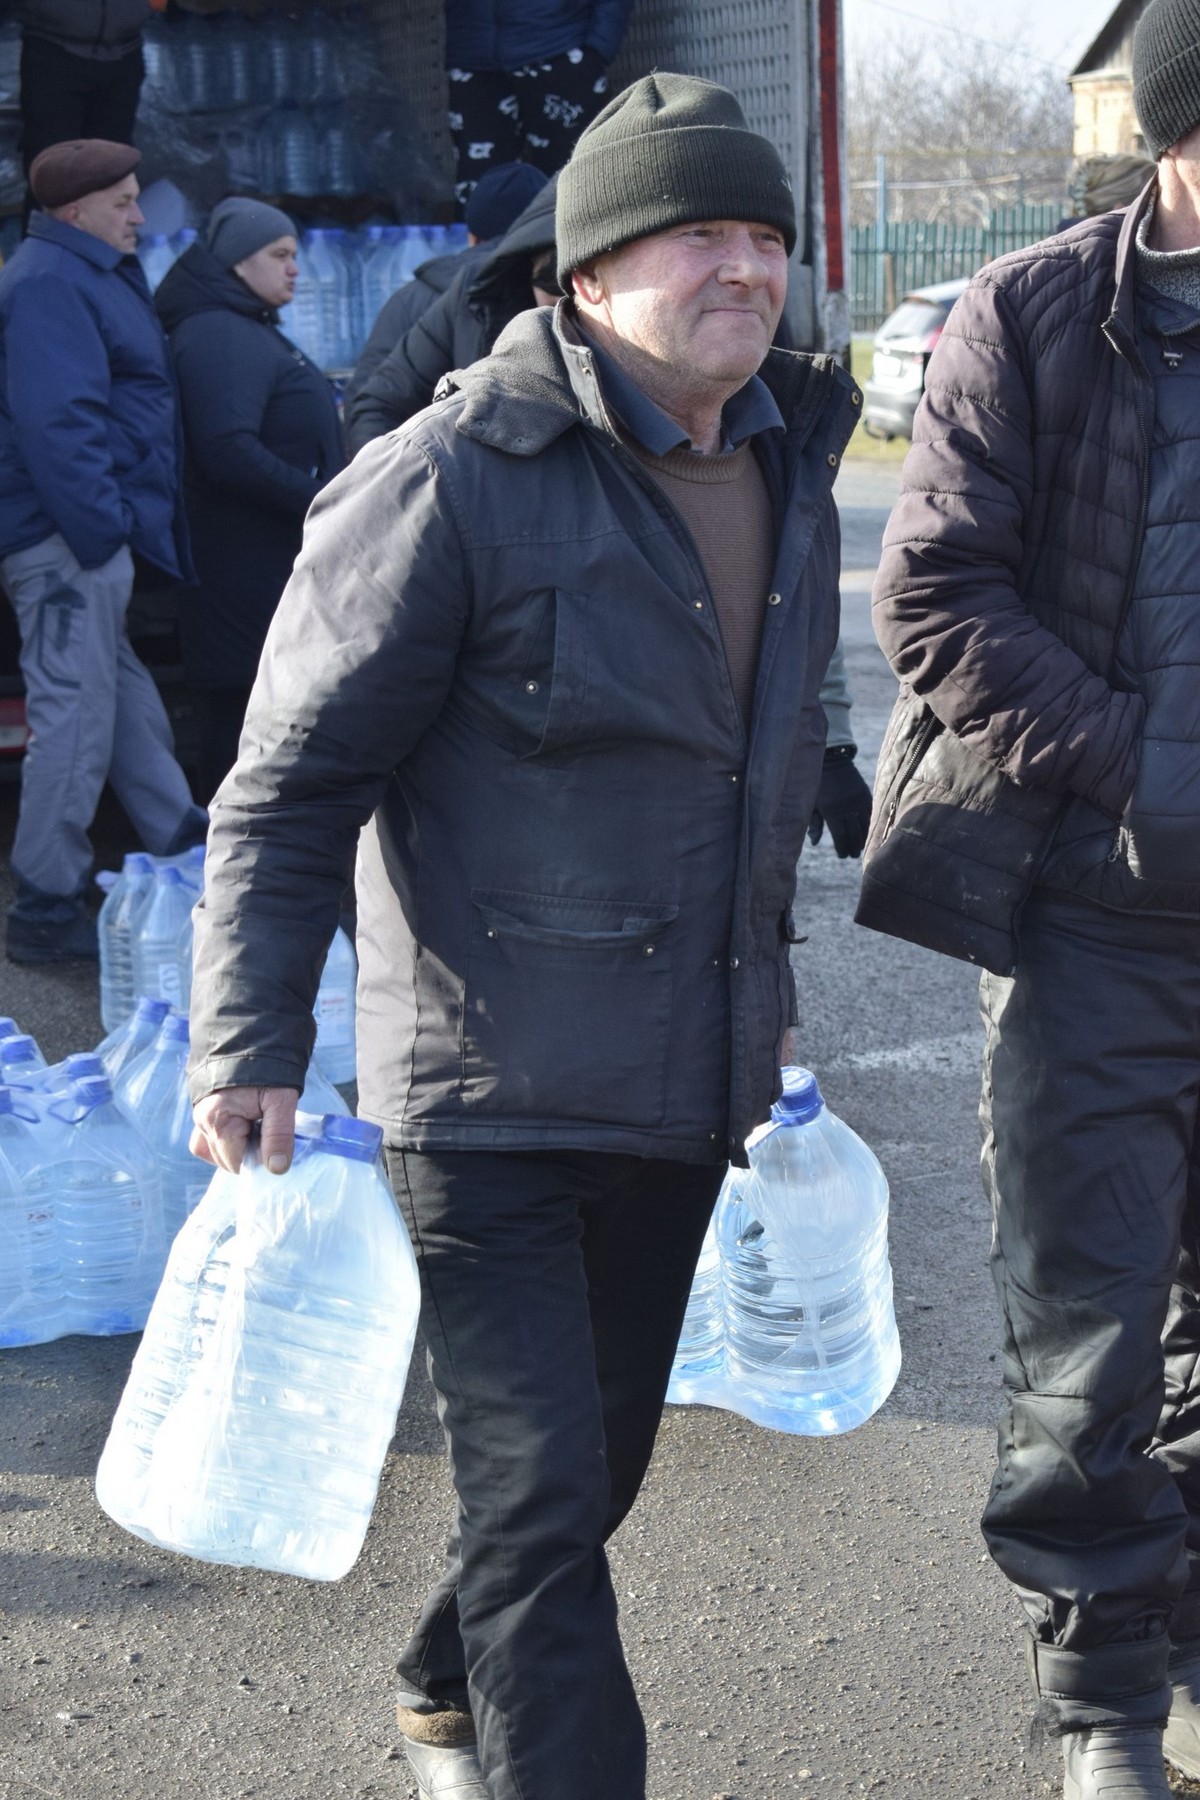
347,179,556,453
344,245,489,430
18,0,151,59
0,212,188,576
188,304,860,1165
445,0,633,71
155,242,344,689
857,196,1156,974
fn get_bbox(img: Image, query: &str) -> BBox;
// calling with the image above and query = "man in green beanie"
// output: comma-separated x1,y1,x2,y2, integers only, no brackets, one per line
857,0,1200,1794
187,72,860,1800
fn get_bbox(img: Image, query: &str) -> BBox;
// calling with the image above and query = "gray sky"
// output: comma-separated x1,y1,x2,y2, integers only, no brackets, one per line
843,0,1114,75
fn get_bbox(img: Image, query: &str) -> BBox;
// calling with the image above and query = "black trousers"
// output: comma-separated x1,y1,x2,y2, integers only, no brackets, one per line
385,1147,723,1800
193,684,253,809
20,35,144,176
447,47,610,207
980,891,1200,1727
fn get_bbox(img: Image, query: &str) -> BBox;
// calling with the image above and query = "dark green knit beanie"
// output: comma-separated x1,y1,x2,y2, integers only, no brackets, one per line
1133,0,1200,158
556,73,796,283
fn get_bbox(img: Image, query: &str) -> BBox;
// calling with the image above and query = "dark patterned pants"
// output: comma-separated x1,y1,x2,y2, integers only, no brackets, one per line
447,46,610,208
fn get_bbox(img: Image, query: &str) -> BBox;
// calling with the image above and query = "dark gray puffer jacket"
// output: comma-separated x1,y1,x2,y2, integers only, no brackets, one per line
188,304,860,1165
857,193,1160,974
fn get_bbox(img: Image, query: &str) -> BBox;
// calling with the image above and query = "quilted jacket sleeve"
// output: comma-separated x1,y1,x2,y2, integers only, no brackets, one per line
873,273,1143,820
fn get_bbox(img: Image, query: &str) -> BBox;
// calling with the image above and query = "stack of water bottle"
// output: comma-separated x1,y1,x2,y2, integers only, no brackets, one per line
98,846,206,1028
0,910,359,1351
668,1068,902,1436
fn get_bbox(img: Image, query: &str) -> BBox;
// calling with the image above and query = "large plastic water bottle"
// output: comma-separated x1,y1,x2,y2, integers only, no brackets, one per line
359,224,403,336
260,13,298,102
96,1115,421,1579
0,1034,48,1089
45,1074,166,1337
272,101,320,196
96,996,172,1087
224,15,258,107
0,1087,63,1348
137,234,176,294
99,851,156,1031
303,230,349,368
665,1218,725,1406
131,865,194,1014
717,1070,900,1435
313,927,356,1084
282,235,323,366
119,1015,211,1241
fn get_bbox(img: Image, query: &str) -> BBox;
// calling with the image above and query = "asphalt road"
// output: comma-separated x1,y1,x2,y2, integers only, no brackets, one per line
1,462,1189,1800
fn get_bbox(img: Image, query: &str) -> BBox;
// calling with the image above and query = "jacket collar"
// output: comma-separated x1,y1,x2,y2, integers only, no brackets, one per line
27,211,126,272
445,301,851,460
1107,176,1159,371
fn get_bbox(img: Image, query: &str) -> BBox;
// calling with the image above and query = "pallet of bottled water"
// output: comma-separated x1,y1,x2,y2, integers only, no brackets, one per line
667,1069,902,1436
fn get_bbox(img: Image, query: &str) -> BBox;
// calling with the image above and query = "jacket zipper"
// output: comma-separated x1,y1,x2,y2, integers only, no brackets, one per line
880,708,939,843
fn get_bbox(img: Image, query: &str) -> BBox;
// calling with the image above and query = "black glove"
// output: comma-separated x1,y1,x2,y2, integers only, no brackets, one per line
807,745,873,859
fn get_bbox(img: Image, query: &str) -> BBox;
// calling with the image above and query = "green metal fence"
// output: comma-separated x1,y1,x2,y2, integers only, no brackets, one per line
852,206,1065,332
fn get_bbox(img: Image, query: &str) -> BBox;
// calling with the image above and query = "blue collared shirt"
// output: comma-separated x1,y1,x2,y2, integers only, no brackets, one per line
582,330,785,456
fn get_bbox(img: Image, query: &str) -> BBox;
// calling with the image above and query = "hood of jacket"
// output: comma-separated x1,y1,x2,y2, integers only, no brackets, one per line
466,175,558,316
154,241,278,335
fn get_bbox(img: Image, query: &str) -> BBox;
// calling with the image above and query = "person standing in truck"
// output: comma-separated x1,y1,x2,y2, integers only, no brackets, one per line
15,3,152,202
445,0,634,208
187,73,862,1800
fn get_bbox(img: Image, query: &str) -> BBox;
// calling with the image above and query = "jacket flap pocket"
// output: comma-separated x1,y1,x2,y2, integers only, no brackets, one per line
472,889,678,951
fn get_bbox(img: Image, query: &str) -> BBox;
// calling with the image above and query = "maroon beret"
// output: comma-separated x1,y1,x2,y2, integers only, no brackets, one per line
30,139,142,210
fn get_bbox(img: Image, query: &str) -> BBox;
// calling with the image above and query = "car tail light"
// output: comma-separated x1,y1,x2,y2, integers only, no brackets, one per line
0,697,28,754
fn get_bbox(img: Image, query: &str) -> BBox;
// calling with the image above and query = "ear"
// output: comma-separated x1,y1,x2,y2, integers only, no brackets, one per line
571,259,604,305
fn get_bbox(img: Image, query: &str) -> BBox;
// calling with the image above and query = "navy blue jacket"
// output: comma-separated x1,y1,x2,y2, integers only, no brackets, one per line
0,214,188,576
445,0,633,70
188,304,860,1165
155,243,344,689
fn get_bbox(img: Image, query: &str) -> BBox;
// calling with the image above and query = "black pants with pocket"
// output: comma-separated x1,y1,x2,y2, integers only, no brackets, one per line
980,891,1200,1727
385,1146,722,1800
447,47,610,207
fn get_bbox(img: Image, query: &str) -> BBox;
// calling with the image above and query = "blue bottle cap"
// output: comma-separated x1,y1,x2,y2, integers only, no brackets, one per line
135,996,172,1023
157,865,187,887
64,1054,104,1077
769,1066,824,1127
1,1034,40,1065
160,1013,190,1045
0,1017,18,1040
73,1074,114,1105
126,851,155,875
319,1116,383,1163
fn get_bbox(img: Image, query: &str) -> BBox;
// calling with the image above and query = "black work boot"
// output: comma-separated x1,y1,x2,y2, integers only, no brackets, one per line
1062,1726,1171,1796
1164,1649,1200,1780
396,1703,486,1799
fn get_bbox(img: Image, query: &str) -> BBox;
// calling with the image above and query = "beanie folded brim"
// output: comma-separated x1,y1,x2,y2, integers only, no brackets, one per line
557,122,796,282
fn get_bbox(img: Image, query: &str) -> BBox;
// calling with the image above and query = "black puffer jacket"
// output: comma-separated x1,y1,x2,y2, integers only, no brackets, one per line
155,242,344,689
857,193,1156,974
346,179,556,453
188,304,860,1164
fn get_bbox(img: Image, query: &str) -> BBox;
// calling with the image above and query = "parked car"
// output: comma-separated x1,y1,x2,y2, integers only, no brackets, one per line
863,277,970,440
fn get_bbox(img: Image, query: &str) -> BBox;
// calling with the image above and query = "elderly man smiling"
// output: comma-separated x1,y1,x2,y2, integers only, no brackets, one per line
187,74,860,1800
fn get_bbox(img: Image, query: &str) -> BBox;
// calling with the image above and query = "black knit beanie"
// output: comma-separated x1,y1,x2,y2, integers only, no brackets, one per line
556,73,796,283
1133,0,1200,158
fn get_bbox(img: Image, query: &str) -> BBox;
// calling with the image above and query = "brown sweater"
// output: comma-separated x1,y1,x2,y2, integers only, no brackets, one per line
632,440,775,724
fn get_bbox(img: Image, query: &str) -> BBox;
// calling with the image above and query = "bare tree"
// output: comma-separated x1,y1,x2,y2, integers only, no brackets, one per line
848,29,1073,226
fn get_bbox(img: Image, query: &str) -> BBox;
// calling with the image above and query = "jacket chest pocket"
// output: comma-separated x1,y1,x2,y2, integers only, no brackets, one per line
514,584,720,761
459,890,678,1128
